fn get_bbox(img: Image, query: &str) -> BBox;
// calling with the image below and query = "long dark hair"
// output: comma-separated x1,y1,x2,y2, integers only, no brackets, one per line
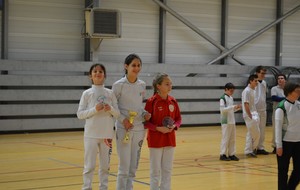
124,53,142,74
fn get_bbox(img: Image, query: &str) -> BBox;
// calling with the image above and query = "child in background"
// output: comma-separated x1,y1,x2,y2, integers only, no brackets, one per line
242,74,260,158
271,74,286,154
77,64,120,190
144,73,182,190
219,83,241,161
254,66,269,155
275,82,300,190
112,53,151,190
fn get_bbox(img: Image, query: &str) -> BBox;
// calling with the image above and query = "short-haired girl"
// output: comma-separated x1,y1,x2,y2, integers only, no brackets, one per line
77,63,120,190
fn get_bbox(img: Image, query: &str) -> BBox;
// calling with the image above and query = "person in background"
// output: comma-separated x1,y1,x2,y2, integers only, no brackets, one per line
112,53,151,190
275,82,300,190
242,74,260,158
77,63,120,190
144,73,182,190
219,83,241,161
254,66,269,155
271,74,287,154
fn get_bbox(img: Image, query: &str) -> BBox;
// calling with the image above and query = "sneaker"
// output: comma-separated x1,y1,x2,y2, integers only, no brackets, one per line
256,149,269,155
246,152,257,158
253,149,257,154
272,148,276,154
220,154,230,161
229,155,239,161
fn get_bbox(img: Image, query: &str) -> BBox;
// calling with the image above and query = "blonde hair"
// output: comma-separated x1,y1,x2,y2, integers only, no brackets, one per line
152,73,169,94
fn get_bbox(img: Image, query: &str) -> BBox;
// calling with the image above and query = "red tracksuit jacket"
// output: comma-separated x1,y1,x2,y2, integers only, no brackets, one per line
144,93,182,148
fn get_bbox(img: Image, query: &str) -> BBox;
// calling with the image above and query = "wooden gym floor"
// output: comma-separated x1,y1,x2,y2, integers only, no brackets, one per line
0,126,296,190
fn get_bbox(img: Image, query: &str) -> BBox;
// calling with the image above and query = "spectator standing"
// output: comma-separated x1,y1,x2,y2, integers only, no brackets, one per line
254,66,269,155
271,74,286,153
219,83,241,161
242,74,260,157
275,82,300,190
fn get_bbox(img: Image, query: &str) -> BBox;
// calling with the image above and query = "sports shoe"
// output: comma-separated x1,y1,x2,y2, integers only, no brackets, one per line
253,149,257,154
220,154,230,161
246,152,257,158
256,149,269,155
229,155,239,161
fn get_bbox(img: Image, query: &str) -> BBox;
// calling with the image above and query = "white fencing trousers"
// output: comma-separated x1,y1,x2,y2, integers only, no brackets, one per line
271,109,276,148
220,124,236,156
116,127,146,190
82,137,112,190
257,110,266,150
244,115,260,154
149,147,175,190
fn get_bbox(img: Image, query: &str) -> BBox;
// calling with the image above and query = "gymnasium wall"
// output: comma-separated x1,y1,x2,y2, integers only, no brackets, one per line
96,0,300,66
6,0,84,60
3,60,299,132
1,0,299,66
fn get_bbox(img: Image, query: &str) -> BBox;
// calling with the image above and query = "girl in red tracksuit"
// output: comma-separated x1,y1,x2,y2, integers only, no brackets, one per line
144,73,182,190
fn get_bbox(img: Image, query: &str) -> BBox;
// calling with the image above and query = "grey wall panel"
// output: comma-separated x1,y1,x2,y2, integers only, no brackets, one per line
8,0,84,60
0,90,83,101
0,60,255,131
0,104,78,116
3,0,300,65
170,89,243,99
282,5,300,67
0,74,247,89
164,0,221,64
0,118,84,131
95,0,159,63
179,102,221,112
227,0,276,66
0,75,89,86
2,60,297,132
0,60,93,71
182,113,244,125
0,60,253,74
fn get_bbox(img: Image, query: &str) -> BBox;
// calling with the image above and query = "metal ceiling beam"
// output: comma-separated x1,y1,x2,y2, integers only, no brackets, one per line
158,0,166,63
1,0,8,59
220,0,228,65
152,0,245,65
207,3,300,65
275,0,283,66
152,0,225,52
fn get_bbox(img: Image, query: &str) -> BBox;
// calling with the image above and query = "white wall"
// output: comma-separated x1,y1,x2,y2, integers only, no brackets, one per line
97,0,300,66
94,0,159,63
8,0,84,61
227,0,276,66
164,0,221,64
3,0,300,66
282,0,300,67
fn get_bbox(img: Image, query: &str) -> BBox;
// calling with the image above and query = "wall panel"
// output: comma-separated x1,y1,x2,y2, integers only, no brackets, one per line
8,0,84,60
0,60,256,132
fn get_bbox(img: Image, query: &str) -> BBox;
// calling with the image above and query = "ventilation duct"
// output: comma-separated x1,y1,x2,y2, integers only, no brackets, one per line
85,8,121,38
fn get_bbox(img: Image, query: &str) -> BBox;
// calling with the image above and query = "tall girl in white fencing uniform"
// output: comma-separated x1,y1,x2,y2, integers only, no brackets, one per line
112,54,151,190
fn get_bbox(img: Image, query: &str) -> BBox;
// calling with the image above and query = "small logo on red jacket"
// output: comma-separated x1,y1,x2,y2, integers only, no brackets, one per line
169,104,174,112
